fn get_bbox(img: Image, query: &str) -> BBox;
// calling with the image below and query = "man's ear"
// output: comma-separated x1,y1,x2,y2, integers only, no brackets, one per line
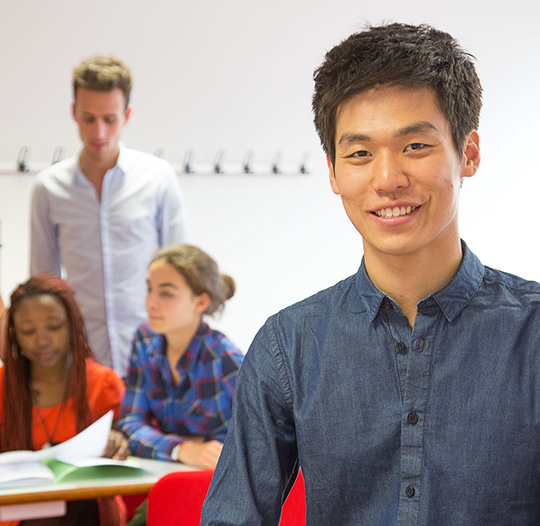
71,102,76,121
123,106,132,125
461,131,481,179
327,154,340,195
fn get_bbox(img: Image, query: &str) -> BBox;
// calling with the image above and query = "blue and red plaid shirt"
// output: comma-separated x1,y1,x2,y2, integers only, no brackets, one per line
118,321,243,461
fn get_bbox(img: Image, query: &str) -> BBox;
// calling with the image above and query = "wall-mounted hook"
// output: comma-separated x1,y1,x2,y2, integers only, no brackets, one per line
154,148,164,159
52,146,64,165
183,149,195,174
299,152,310,174
17,146,31,172
214,150,225,174
242,150,254,174
271,151,282,174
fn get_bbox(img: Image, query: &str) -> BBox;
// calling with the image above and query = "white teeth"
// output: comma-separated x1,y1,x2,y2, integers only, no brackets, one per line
375,206,416,218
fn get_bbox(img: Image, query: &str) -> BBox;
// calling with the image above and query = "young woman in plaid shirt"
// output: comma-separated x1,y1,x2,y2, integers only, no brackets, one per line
119,244,243,470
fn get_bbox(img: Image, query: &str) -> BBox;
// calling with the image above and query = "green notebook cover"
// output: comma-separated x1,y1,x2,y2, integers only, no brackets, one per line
43,457,148,483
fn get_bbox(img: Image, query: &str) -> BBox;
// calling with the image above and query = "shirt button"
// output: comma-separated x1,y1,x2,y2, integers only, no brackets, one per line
383,300,393,311
396,341,407,354
405,485,415,498
417,338,425,352
407,412,419,425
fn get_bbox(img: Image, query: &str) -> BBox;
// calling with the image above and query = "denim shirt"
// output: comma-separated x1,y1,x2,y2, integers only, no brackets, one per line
202,243,540,525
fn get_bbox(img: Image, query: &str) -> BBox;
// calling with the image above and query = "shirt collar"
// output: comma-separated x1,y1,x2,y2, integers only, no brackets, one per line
355,240,485,323
114,142,128,174
148,330,167,364
149,321,209,369
74,142,127,183
181,321,209,367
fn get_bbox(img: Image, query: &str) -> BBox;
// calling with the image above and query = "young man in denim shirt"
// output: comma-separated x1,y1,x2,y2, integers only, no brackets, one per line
202,23,540,525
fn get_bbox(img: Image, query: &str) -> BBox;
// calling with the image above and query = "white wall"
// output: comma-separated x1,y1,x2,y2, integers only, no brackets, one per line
1,0,540,352
0,169,362,352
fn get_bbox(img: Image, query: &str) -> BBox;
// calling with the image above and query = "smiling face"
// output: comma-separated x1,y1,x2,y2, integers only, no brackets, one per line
145,259,210,341
13,294,70,373
72,87,131,166
329,85,480,263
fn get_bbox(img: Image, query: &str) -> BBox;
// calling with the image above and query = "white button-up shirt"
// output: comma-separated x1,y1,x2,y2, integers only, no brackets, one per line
30,144,189,376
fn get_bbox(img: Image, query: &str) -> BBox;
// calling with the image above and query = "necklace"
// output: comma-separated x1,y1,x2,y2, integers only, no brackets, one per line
32,388,67,449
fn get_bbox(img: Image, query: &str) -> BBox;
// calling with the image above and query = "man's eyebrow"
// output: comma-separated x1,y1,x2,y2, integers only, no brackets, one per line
77,110,119,117
338,133,372,145
394,121,438,138
338,122,439,146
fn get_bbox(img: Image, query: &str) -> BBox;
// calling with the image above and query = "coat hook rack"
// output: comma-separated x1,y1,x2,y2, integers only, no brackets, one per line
183,149,195,174
271,151,282,174
299,152,310,174
242,150,254,174
214,150,225,174
17,146,31,172
52,146,64,165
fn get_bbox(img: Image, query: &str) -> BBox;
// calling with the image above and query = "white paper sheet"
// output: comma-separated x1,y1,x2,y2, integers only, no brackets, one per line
0,410,113,465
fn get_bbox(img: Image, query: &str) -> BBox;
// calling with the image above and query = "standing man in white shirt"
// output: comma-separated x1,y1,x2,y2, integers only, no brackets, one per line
30,55,189,377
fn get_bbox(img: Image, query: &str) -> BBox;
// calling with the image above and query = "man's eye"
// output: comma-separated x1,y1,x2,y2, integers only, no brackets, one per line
104,116,117,125
83,117,95,124
350,150,370,158
406,143,426,152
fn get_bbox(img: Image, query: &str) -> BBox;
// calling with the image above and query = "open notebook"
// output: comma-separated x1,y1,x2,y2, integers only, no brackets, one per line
0,411,146,488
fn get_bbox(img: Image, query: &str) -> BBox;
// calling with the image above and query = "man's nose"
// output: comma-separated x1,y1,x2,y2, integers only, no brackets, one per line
371,151,409,194
93,119,107,137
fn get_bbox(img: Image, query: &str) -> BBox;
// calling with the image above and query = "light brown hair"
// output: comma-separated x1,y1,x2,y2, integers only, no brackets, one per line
73,54,132,107
152,244,235,316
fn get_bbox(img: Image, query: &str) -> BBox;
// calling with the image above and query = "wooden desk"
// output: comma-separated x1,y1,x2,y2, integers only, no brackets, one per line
0,457,200,520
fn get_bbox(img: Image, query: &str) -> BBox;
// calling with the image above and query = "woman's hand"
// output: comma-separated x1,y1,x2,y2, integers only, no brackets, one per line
103,430,130,460
177,439,223,469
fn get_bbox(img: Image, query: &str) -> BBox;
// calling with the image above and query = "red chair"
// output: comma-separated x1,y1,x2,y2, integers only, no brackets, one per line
147,469,306,526
280,470,306,526
148,469,214,526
